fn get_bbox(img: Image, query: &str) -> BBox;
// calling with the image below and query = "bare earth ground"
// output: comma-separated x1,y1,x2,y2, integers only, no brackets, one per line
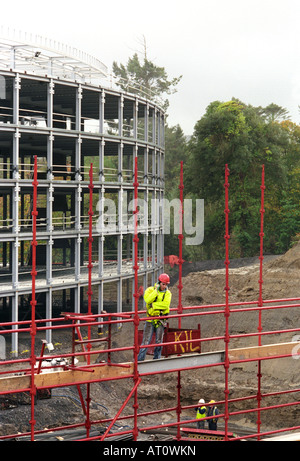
0,243,299,439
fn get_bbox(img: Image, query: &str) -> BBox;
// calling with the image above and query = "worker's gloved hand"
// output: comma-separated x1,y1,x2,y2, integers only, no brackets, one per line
159,312,167,327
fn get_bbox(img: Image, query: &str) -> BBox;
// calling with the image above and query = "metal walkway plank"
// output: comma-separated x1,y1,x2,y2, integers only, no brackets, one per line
138,351,225,374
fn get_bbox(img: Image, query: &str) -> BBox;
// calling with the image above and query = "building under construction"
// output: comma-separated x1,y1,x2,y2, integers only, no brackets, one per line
0,29,165,355
0,29,300,443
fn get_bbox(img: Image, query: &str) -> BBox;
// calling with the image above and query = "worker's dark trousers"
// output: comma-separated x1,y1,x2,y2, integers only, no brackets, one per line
197,420,205,429
208,422,217,431
138,322,164,361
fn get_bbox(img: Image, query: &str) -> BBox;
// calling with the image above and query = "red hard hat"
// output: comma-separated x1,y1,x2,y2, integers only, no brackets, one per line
158,273,170,284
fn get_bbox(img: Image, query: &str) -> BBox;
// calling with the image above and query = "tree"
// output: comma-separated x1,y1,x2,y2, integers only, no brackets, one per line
256,103,290,122
163,125,188,258
184,99,291,258
112,52,182,112
273,120,300,251
164,124,187,195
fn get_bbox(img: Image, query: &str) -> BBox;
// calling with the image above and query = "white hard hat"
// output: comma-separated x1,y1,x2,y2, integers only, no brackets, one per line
198,399,205,404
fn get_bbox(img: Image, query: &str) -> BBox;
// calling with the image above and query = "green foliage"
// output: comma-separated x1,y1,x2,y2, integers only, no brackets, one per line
163,125,189,258
276,194,300,252
113,52,299,260
164,99,299,260
164,125,187,196
112,53,182,112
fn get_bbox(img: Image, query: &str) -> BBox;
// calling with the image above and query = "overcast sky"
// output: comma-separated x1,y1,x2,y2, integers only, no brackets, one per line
2,0,300,134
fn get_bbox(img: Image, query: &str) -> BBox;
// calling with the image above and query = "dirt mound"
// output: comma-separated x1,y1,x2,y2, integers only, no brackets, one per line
163,243,300,430
170,244,300,310
266,241,300,271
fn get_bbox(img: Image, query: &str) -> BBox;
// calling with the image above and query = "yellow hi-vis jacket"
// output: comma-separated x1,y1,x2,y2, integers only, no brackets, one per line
196,406,207,420
144,283,172,327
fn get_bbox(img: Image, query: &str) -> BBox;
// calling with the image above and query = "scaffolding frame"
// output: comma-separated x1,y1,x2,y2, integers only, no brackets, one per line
0,158,299,441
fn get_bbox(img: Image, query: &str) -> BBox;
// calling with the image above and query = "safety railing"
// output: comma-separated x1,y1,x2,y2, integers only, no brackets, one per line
52,214,76,230
0,217,13,231
0,161,154,184
0,105,13,124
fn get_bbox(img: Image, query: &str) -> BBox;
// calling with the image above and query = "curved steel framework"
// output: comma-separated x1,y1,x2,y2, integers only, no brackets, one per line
0,26,108,83
0,37,165,355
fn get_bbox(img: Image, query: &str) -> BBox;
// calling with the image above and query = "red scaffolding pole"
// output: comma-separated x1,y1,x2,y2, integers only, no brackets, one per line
224,164,230,440
85,163,94,438
29,155,38,441
257,164,265,439
178,160,184,329
176,161,184,440
87,163,94,353
132,155,140,441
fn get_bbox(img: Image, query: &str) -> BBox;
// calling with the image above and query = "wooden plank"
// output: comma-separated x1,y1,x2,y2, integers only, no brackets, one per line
0,341,298,394
0,363,134,393
228,342,299,361
0,374,31,393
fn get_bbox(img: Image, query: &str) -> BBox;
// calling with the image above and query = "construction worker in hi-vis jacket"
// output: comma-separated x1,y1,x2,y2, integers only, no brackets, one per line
138,273,172,361
196,399,207,429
